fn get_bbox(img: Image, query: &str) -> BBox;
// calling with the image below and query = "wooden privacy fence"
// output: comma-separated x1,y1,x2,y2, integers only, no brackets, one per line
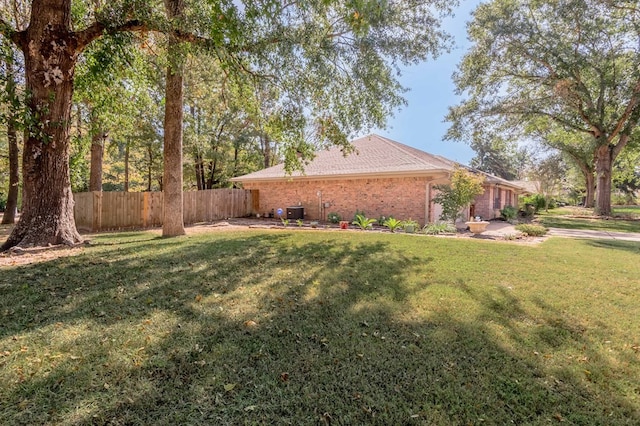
74,189,258,232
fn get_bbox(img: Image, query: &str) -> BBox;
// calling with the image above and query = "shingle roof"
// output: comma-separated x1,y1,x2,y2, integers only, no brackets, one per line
510,180,539,194
232,134,526,192
232,134,453,181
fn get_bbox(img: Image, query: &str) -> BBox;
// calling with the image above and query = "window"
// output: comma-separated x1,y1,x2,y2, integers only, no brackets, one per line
493,188,502,209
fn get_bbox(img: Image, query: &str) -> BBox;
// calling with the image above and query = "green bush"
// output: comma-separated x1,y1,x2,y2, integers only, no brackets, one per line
423,222,457,235
402,219,419,233
352,214,377,230
612,193,637,205
522,194,547,212
432,167,485,223
382,217,403,233
352,210,366,222
500,205,518,220
515,223,548,237
327,212,341,223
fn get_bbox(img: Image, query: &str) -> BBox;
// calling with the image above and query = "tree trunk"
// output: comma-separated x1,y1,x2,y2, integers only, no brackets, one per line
2,118,20,225
2,0,83,250
233,141,239,178
584,171,595,208
162,0,186,236
124,143,130,192
262,134,272,168
89,129,105,192
2,47,20,225
594,144,614,216
194,151,204,190
147,146,153,192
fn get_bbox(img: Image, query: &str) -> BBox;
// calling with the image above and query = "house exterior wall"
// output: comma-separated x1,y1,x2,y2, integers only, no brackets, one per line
472,185,518,220
243,176,431,225
242,178,521,225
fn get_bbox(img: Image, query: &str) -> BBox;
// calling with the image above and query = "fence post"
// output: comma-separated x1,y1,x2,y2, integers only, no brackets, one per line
143,192,149,228
93,191,102,232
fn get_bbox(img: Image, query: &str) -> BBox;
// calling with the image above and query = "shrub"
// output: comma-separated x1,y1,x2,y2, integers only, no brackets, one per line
515,223,547,236
327,212,341,223
352,210,367,222
402,219,419,233
352,214,377,230
432,166,485,223
382,217,403,233
281,218,290,227
296,219,304,227
500,205,518,221
422,222,457,235
522,194,547,212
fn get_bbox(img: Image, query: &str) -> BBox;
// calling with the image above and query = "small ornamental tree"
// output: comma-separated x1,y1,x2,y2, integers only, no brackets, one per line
433,166,485,223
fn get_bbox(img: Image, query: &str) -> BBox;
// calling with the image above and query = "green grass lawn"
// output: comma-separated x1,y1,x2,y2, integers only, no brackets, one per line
1,230,640,424
537,206,640,233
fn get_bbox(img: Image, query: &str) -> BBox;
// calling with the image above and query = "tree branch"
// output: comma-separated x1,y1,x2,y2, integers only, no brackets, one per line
607,79,640,144
0,17,20,46
75,20,150,51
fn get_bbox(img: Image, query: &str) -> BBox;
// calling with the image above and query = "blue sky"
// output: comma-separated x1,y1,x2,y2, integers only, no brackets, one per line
374,0,481,164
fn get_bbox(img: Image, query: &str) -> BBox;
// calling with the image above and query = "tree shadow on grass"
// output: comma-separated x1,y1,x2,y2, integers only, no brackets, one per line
1,232,639,424
586,239,640,254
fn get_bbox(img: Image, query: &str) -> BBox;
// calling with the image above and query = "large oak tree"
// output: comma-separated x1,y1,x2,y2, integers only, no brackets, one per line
1,0,453,250
447,0,640,215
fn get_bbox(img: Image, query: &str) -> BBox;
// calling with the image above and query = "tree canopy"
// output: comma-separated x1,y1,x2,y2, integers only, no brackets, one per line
0,0,455,250
447,0,640,215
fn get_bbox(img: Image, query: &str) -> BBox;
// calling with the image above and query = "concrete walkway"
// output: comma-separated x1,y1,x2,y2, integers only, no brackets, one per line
546,227,640,242
481,220,640,242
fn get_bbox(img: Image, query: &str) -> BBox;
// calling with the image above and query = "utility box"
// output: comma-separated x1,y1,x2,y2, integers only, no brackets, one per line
287,206,304,220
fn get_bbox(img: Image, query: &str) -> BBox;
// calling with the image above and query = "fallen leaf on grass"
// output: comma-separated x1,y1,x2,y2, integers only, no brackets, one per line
244,320,258,328
224,383,236,392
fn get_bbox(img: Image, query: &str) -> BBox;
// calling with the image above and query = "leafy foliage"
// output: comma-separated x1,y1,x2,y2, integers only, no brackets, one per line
500,205,518,221
0,0,456,249
352,214,377,230
469,135,529,180
515,223,548,237
401,218,419,233
327,212,342,224
352,210,367,222
433,167,485,223
422,221,457,235
522,194,549,213
382,217,403,233
447,0,640,216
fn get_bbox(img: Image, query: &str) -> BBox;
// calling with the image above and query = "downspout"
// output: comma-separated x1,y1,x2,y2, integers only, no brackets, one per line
425,182,431,223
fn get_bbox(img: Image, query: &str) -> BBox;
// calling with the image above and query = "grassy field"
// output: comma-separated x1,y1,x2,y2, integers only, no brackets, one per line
1,229,640,425
537,206,640,233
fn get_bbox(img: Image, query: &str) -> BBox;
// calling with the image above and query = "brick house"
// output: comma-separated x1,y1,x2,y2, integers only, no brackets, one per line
231,134,525,225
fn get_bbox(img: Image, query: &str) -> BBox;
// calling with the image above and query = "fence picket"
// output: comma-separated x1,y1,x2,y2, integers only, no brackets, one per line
74,189,256,231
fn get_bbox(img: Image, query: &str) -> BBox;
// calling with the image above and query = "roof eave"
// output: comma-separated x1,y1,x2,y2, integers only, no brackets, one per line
231,169,452,183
